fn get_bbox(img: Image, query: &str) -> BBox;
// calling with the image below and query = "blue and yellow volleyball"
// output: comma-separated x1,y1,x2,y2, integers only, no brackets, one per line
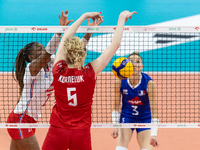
112,57,134,79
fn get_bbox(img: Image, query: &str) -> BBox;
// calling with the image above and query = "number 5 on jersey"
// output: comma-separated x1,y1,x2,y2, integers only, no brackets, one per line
67,88,77,106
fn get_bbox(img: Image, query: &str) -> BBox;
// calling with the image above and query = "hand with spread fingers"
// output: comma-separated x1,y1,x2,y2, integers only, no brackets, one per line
84,12,103,23
59,10,74,26
87,15,104,26
82,14,104,43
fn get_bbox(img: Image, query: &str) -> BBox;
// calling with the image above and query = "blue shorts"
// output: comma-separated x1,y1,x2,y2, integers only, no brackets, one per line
119,114,151,133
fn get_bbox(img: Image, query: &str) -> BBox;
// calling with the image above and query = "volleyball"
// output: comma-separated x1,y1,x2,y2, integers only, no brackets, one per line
112,57,134,79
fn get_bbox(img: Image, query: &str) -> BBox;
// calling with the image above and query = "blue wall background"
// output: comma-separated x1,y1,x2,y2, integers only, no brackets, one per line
1,0,200,26
0,0,200,72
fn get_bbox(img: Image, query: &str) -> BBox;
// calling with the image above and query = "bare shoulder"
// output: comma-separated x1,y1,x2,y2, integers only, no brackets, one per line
148,80,154,86
147,80,156,93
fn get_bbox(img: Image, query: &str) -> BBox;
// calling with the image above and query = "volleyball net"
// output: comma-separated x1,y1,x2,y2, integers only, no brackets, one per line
0,26,200,128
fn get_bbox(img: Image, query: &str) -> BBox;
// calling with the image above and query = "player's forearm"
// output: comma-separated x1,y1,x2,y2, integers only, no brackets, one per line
29,52,51,76
150,97,158,119
113,98,120,111
150,100,159,136
151,106,159,137
151,118,159,137
112,94,121,123
62,14,86,40
100,14,126,63
83,33,92,41
110,13,126,50
151,107,158,119
45,34,61,54
112,104,119,112
82,33,92,46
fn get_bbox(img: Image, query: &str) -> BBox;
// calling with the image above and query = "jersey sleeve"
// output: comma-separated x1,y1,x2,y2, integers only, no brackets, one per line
48,54,55,67
53,60,68,75
85,63,95,80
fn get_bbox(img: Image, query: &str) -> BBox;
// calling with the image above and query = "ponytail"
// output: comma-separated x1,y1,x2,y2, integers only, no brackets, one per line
12,49,26,103
12,42,36,103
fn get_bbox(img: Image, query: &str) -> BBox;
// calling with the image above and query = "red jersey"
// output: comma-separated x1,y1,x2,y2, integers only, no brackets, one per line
50,60,96,129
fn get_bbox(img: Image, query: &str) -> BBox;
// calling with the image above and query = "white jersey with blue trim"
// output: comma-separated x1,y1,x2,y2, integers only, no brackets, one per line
14,55,55,121
120,72,152,121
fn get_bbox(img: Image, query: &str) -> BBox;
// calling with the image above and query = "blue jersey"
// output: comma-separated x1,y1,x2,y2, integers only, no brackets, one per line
120,72,152,123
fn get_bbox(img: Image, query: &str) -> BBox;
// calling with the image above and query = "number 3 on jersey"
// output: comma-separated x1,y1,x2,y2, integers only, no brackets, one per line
67,88,77,106
132,105,139,115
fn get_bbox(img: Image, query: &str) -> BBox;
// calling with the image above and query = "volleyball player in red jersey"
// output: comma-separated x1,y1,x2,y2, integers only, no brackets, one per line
42,10,137,150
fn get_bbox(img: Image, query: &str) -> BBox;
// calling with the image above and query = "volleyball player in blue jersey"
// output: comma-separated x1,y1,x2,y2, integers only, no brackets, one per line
111,52,159,150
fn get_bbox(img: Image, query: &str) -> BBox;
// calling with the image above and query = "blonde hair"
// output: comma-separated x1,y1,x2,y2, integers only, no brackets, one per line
128,51,142,60
64,37,86,67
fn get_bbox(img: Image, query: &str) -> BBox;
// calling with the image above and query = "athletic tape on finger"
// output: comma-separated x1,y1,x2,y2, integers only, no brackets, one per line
63,14,68,17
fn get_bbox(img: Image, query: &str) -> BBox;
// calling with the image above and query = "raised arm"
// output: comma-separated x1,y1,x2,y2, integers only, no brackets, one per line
54,12,103,65
29,10,73,76
45,10,74,53
90,11,137,77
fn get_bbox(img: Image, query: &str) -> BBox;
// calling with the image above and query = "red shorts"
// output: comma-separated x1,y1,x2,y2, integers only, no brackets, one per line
42,125,92,150
7,110,37,140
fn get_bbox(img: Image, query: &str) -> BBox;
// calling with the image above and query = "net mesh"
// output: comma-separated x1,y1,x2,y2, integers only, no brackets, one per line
0,26,200,128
